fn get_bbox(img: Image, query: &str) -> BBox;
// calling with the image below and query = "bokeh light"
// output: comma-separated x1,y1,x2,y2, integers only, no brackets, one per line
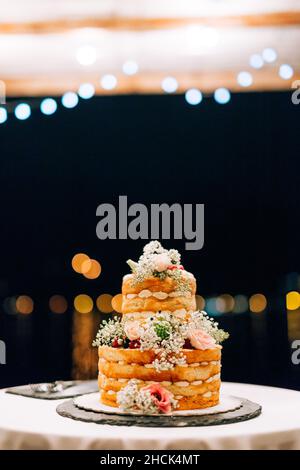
101,74,117,90
122,61,139,75
286,291,300,311
0,107,8,124
16,295,34,314
195,295,205,311
161,77,178,93
279,64,294,80
40,98,57,115
249,294,267,313
262,48,277,63
61,92,79,109
49,295,68,314
205,297,218,315
3,296,17,315
72,253,90,273
74,294,93,313
237,71,253,87
96,294,113,313
249,54,264,69
14,103,31,120
214,88,231,104
233,295,249,313
78,83,95,99
76,45,97,66
185,89,202,105
112,294,123,313
82,259,102,279
216,294,235,313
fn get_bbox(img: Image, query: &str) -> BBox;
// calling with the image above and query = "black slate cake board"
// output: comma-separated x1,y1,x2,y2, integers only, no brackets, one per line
56,396,262,427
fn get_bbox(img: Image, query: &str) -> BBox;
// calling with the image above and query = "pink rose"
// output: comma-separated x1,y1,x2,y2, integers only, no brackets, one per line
124,321,141,341
142,383,173,413
187,328,216,350
153,253,171,272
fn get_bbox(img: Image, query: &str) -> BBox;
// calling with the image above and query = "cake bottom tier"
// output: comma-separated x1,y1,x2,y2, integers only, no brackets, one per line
98,345,221,411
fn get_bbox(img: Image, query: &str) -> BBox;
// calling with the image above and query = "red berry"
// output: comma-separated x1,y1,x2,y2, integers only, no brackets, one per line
112,337,121,348
129,339,141,349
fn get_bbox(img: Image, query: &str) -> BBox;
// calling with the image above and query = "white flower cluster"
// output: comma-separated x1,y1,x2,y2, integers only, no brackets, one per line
117,380,158,414
126,241,188,291
116,379,178,414
189,311,229,344
92,317,124,347
140,313,188,371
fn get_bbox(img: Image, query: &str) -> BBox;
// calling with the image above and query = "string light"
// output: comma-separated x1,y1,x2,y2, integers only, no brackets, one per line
214,88,231,104
185,88,202,105
237,71,253,87
76,45,97,66
14,103,31,120
78,83,95,99
0,107,7,123
122,61,139,76
249,54,264,69
279,64,294,80
40,98,57,115
101,74,117,90
161,77,178,93
61,92,79,108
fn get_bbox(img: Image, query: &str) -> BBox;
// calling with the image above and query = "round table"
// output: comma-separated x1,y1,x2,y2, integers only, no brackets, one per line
0,382,300,450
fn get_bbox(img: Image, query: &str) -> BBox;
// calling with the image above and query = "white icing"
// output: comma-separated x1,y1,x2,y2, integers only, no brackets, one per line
144,364,154,369
189,362,200,367
175,395,183,399
205,373,220,383
161,381,172,386
191,380,203,385
174,381,189,387
117,378,127,383
107,390,115,395
127,293,137,299
203,391,212,398
126,290,192,300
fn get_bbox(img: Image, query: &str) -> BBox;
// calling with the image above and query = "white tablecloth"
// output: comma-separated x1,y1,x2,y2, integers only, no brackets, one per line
0,382,300,450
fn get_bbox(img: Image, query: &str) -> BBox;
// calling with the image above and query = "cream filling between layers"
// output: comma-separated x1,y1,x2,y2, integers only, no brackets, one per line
126,290,192,300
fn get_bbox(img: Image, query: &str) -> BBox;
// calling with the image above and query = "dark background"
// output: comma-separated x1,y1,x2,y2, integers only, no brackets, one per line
0,91,299,389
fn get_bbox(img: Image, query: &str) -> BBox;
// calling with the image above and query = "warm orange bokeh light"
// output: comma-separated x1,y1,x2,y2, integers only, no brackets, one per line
112,294,123,313
216,294,235,313
16,295,34,314
74,294,93,313
49,295,68,314
195,295,205,311
96,294,113,313
82,259,102,279
72,253,90,273
249,294,267,313
286,291,300,311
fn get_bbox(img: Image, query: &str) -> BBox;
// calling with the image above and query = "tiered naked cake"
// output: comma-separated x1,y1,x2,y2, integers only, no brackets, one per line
94,242,228,414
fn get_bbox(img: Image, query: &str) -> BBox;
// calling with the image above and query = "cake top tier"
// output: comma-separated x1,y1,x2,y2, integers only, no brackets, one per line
125,241,195,293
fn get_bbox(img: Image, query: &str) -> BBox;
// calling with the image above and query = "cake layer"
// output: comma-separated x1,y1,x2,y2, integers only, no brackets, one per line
98,345,221,364
122,273,196,295
122,295,196,314
98,374,220,396
100,388,219,411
